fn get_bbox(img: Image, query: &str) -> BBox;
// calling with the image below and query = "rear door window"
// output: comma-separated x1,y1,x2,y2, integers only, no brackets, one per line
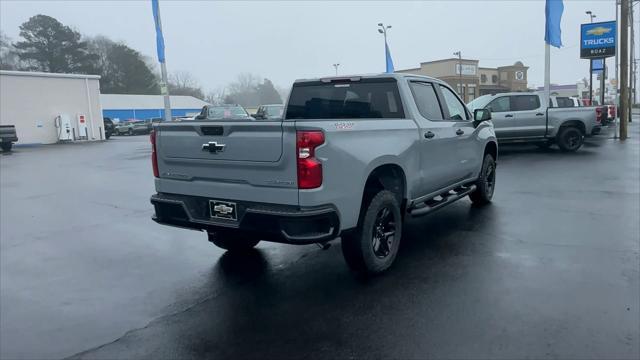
486,96,510,112
439,85,469,120
409,82,443,120
285,79,404,119
511,95,541,111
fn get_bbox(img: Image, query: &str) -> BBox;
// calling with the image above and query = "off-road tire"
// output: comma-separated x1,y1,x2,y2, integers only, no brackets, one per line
207,231,260,252
469,154,496,206
556,126,584,152
341,190,402,274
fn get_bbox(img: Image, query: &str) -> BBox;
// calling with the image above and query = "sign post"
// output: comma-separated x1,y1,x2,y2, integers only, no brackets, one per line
581,21,617,106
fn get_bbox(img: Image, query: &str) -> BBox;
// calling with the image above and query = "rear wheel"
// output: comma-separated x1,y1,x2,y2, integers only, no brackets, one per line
557,126,584,152
469,154,496,206
1,142,12,152
207,231,260,252
341,190,402,274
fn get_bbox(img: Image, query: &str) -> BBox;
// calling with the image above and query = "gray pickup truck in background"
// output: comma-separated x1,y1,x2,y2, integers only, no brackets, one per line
150,73,498,274
0,125,18,152
468,92,601,152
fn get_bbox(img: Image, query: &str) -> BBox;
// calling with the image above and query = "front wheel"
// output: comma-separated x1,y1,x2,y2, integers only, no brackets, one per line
341,190,402,274
557,126,584,152
207,231,260,252
1,142,12,152
469,154,496,206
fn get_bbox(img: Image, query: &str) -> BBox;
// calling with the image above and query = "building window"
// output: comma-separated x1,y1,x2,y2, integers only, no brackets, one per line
492,75,498,83
481,74,487,83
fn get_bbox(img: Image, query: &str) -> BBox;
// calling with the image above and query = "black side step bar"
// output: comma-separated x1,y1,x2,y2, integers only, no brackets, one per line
408,185,477,217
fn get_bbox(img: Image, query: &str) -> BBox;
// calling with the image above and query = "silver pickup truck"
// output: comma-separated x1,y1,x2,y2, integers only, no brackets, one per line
468,92,601,151
150,73,498,274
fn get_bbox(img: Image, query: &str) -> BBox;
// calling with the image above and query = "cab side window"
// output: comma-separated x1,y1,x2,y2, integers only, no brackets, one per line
486,96,510,113
439,85,469,121
511,95,541,111
409,82,444,120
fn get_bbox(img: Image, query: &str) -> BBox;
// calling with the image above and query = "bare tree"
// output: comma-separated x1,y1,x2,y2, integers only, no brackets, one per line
205,87,226,105
0,31,20,70
168,70,204,99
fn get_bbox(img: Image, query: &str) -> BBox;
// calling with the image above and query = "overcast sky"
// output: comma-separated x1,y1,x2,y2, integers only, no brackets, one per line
0,0,633,93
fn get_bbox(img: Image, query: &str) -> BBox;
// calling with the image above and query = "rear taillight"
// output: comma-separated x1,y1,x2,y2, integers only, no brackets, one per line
595,107,603,124
296,130,324,189
609,106,616,119
150,130,159,177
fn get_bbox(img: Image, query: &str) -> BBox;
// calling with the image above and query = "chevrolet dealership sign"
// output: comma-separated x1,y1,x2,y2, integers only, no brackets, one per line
581,21,616,59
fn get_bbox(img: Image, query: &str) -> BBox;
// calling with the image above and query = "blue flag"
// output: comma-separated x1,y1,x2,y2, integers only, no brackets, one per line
385,42,395,73
151,0,165,63
545,0,564,48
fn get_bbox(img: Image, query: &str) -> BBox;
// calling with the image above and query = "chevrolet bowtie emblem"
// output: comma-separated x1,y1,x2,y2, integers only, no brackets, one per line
213,204,234,215
586,27,612,36
202,141,226,153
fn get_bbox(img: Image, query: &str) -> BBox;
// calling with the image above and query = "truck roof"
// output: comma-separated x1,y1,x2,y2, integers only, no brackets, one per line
293,72,443,85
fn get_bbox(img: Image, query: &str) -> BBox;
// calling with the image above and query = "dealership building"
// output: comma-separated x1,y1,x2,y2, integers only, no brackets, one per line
396,59,529,102
100,94,209,122
0,70,104,145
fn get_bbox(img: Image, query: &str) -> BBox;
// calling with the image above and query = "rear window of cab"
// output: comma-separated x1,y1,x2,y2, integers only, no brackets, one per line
285,78,405,119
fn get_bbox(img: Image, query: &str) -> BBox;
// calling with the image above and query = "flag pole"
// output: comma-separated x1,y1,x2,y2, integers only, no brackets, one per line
544,42,551,111
152,0,171,122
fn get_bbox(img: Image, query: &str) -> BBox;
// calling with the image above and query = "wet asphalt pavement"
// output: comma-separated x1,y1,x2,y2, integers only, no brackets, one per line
1,124,639,360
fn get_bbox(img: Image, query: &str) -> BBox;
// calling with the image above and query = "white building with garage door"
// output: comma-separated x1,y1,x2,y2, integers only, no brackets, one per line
0,70,104,145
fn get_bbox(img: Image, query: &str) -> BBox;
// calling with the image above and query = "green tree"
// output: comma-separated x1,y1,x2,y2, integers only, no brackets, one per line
14,15,97,73
89,36,159,94
224,74,283,107
257,78,282,104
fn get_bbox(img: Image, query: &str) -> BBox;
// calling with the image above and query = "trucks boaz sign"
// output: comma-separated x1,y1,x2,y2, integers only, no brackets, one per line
581,21,616,59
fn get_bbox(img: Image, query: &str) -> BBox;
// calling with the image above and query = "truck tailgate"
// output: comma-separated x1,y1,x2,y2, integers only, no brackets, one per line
155,121,299,205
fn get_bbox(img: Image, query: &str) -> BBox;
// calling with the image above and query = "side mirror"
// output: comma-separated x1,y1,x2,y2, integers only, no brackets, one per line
474,108,491,121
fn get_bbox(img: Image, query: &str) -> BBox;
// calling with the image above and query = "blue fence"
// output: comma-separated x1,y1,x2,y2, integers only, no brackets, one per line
102,108,202,121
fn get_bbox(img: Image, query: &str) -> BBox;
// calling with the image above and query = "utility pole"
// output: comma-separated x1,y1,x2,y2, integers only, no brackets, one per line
631,0,636,121
613,0,620,139
621,0,629,140
454,51,463,101
332,63,340,76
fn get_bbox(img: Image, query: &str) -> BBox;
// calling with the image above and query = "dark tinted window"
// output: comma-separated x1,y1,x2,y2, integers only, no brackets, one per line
511,95,540,111
285,79,404,119
409,82,443,120
555,97,575,108
487,96,510,112
439,85,469,120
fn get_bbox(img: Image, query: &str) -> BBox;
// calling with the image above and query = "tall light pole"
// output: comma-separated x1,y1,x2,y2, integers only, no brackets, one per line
378,23,392,73
586,10,597,23
453,51,463,101
332,63,340,76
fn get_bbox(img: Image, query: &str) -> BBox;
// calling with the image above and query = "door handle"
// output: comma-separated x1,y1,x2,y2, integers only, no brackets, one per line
456,129,464,136
536,113,545,116
424,131,435,139
505,114,514,118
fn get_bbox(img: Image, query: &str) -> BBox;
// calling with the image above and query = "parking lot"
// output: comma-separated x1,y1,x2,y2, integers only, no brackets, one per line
1,124,639,359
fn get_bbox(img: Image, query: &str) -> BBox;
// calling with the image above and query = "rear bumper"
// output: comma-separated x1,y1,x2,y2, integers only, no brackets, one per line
591,125,602,136
0,136,18,143
150,193,340,244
